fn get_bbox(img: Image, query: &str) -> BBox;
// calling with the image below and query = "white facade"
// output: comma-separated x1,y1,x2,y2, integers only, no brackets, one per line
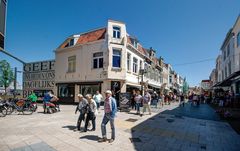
55,20,166,103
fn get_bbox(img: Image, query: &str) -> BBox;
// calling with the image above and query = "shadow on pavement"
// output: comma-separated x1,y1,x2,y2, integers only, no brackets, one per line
80,135,100,141
62,125,77,131
161,102,220,121
129,103,221,151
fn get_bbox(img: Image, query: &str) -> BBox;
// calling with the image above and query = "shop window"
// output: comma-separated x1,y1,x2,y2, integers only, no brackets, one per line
112,49,121,68
68,56,76,72
80,84,101,97
113,26,121,39
93,52,103,69
58,85,74,98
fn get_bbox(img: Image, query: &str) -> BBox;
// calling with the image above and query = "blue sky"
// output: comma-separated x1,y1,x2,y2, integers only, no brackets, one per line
2,0,240,87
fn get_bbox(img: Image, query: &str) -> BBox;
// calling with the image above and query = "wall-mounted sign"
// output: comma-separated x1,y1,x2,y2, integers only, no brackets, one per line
23,60,55,98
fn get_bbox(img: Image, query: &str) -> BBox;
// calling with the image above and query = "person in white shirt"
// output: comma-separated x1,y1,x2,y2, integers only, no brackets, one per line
93,91,103,110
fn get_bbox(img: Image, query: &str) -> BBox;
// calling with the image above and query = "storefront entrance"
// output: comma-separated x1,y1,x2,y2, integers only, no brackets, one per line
111,81,121,107
79,83,101,97
57,84,75,103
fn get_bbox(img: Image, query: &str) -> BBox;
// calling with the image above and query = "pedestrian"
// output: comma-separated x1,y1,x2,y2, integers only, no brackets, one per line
84,94,97,132
180,94,185,107
142,89,151,115
134,90,142,115
159,93,164,107
93,90,103,111
131,90,136,110
75,94,88,131
98,90,117,143
152,91,158,108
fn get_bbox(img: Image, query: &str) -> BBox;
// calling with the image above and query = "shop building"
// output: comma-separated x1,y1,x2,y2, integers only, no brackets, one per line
55,20,164,103
22,60,55,99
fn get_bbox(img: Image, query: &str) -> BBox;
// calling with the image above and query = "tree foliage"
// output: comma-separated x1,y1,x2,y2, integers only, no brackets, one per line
182,77,189,95
0,60,14,95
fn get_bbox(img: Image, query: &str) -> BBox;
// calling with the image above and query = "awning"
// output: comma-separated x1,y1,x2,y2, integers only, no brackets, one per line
213,71,240,87
126,83,141,89
148,83,161,89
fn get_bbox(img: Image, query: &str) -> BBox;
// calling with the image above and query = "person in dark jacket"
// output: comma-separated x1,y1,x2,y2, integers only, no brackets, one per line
75,94,88,131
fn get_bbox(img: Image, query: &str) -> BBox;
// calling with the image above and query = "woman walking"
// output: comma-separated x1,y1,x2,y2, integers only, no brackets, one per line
84,94,97,132
134,90,142,115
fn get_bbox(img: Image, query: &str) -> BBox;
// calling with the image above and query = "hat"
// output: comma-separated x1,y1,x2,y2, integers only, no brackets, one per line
105,90,112,95
77,94,83,97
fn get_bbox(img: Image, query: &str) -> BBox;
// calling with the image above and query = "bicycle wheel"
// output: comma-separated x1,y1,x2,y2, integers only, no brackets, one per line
7,106,14,115
22,105,34,115
0,106,7,117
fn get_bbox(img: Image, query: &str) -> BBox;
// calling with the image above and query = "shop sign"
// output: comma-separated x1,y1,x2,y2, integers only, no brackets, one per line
22,60,55,97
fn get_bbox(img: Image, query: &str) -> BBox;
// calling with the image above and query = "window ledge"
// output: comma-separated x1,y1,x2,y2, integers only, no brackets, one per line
111,67,122,72
92,68,103,70
66,71,76,73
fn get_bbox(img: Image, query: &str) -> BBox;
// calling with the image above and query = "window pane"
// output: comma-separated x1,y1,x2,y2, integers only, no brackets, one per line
113,56,121,67
113,30,116,38
113,26,120,30
113,49,121,55
117,31,120,38
99,58,103,68
93,52,103,57
69,39,74,46
93,59,98,68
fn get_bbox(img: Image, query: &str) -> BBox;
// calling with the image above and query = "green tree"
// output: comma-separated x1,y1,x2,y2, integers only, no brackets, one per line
182,77,189,95
0,60,14,97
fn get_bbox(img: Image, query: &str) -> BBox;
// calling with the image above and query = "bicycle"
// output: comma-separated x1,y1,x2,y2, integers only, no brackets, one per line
0,101,7,117
7,99,35,115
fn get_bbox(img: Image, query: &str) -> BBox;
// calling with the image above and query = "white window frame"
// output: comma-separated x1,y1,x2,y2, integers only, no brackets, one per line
68,55,76,73
113,26,121,39
112,48,121,68
93,52,103,69
133,57,138,73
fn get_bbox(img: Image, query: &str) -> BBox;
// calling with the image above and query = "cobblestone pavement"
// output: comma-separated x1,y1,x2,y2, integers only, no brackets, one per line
0,102,239,151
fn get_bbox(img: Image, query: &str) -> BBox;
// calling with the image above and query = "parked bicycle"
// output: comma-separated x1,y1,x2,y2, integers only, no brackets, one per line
0,101,7,117
6,98,35,115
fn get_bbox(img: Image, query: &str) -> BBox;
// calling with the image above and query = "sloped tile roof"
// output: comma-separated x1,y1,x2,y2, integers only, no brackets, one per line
127,36,148,56
59,28,106,49
76,28,106,45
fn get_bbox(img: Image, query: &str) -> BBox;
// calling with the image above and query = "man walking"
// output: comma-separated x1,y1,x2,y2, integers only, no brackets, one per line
180,94,185,107
75,94,88,131
93,90,103,111
142,89,151,115
134,90,142,115
98,90,117,143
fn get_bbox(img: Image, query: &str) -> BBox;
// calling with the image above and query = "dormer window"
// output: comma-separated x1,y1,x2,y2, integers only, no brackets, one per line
133,40,138,49
113,26,121,39
69,39,74,46
130,38,138,49
64,39,75,48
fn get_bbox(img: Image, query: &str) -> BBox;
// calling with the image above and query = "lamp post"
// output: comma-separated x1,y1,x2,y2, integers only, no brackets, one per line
140,69,147,95
1,48,25,98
